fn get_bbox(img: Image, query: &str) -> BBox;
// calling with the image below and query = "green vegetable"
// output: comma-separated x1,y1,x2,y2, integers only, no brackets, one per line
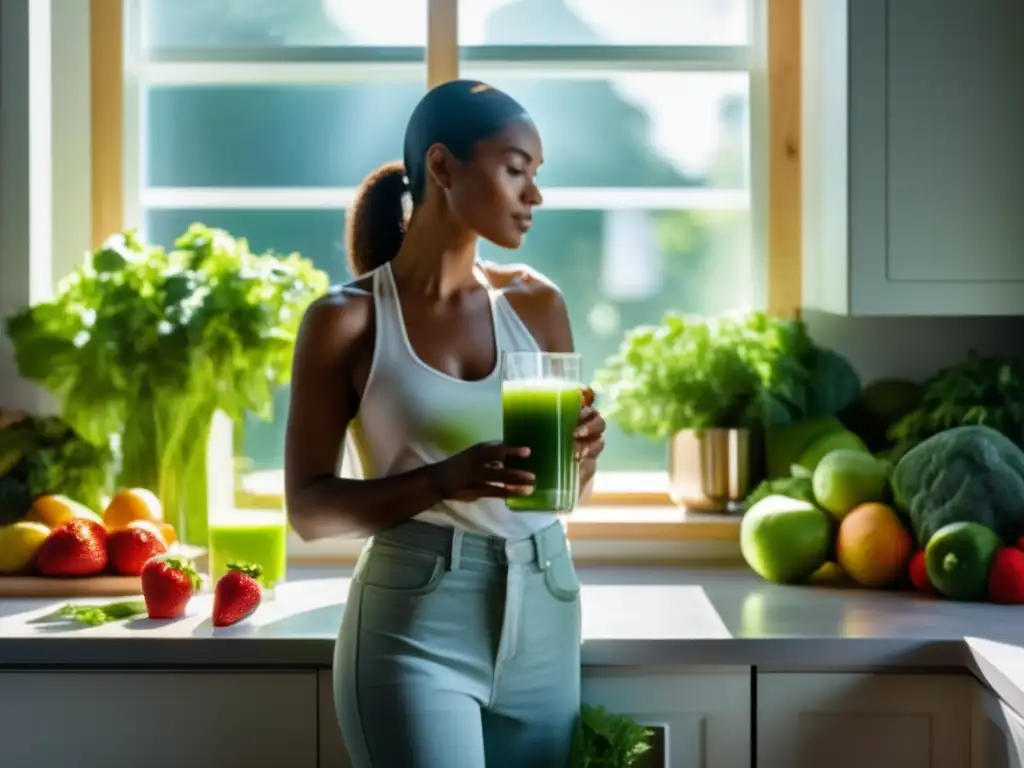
593,310,860,439
745,466,815,508
888,353,1024,457
6,225,328,544
924,521,1001,601
52,601,147,626
0,415,113,515
891,425,1024,547
575,704,653,768
0,475,32,526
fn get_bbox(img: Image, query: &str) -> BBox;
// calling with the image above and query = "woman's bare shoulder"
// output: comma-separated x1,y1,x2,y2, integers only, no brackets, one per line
481,261,561,299
298,275,375,351
480,261,571,350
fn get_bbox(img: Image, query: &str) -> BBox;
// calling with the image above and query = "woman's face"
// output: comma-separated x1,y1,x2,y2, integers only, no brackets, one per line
444,121,544,249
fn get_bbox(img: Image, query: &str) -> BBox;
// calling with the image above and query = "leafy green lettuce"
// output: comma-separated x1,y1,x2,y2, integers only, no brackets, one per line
593,310,861,438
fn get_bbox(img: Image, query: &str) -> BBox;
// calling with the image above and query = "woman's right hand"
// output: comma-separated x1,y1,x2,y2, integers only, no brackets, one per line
428,441,535,502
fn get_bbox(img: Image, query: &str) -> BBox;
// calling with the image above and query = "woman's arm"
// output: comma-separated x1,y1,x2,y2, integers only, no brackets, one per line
283,293,444,541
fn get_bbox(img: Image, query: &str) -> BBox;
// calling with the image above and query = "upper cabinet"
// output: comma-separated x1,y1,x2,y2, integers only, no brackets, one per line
801,0,1024,316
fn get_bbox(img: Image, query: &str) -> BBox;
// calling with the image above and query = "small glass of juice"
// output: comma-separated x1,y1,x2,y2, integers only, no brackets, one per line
207,509,288,597
501,351,583,513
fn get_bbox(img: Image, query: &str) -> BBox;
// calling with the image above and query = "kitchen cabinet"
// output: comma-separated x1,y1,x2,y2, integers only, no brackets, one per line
581,666,751,768
319,670,353,768
757,672,973,768
801,0,1024,316
971,682,1024,768
0,671,319,768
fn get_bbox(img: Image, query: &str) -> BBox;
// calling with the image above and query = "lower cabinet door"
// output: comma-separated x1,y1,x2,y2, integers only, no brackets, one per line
0,671,318,768
757,672,973,768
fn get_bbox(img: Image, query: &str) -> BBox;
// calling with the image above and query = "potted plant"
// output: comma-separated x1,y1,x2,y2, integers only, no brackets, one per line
593,310,860,511
5,225,328,545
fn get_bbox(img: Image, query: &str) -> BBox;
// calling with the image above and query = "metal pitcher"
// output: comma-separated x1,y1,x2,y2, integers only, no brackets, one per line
667,428,763,513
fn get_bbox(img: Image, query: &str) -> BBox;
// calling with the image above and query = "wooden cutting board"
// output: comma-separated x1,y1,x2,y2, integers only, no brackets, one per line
0,545,207,598
0,575,143,598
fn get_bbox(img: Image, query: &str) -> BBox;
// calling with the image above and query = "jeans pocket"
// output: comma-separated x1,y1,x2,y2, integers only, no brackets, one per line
542,551,581,602
356,543,446,596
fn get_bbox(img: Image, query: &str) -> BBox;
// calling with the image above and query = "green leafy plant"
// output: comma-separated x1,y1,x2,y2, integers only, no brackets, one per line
575,704,653,768
887,352,1024,459
5,224,328,543
593,310,860,439
0,414,114,524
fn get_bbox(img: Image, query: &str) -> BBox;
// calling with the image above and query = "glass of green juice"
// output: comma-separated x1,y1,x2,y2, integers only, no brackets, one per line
207,509,288,597
501,351,583,513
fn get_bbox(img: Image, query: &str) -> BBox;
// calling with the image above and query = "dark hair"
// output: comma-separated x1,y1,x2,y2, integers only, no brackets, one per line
345,80,532,276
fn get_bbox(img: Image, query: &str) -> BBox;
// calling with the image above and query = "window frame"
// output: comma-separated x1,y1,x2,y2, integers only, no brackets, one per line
91,0,802,553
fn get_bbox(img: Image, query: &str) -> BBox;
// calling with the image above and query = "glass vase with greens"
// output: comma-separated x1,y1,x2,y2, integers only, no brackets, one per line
594,310,861,439
5,224,329,545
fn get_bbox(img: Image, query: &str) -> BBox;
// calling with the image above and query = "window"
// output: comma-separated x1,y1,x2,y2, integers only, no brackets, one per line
124,0,768,509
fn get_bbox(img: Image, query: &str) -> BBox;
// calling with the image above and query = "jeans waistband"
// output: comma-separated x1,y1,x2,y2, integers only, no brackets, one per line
371,518,568,571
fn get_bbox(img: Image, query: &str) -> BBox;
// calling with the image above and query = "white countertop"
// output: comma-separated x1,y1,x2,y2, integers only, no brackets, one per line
1,566,1022,714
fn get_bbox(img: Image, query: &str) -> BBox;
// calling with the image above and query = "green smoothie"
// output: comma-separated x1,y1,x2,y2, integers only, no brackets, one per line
208,510,288,589
502,379,582,512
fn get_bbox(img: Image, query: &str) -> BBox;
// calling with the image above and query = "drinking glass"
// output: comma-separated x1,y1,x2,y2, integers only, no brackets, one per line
501,351,583,513
207,508,288,598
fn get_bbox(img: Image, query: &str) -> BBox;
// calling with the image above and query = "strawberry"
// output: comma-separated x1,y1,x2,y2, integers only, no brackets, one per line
212,563,264,627
108,520,168,576
141,555,201,619
36,518,108,577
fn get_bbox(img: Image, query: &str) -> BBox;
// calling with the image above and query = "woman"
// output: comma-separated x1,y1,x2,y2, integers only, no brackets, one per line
284,79,607,768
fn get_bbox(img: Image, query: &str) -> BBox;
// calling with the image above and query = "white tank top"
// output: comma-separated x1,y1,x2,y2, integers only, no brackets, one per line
344,260,560,538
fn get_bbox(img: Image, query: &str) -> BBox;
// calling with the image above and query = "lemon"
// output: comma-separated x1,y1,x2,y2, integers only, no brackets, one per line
0,521,52,573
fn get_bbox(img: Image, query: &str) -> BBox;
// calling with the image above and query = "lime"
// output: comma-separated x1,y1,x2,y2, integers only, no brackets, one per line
925,521,1001,601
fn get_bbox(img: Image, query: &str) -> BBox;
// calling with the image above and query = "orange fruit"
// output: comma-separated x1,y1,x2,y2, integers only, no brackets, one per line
103,488,164,530
157,523,177,546
26,495,103,528
835,502,913,588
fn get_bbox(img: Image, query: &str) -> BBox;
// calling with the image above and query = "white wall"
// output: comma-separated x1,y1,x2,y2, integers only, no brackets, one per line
0,0,91,412
805,311,1024,383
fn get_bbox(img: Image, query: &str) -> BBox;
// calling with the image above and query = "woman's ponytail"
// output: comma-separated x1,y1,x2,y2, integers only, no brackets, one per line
345,161,409,276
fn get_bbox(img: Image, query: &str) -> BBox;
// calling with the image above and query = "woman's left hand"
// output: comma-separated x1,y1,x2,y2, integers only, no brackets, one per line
574,387,606,463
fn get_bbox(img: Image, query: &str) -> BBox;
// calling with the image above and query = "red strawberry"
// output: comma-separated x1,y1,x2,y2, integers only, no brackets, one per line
108,521,168,576
212,563,263,627
141,556,201,619
908,550,936,595
36,519,108,577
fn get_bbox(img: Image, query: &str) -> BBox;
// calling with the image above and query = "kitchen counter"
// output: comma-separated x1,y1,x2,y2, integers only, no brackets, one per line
1,566,1023,716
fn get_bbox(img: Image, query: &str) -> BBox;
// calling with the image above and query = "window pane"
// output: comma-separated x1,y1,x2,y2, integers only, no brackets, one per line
145,206,753,474
143,0,747,50
473,73,749,189
145,74,747,189
145,83,426,188
459,0,749,46
143,0,428,48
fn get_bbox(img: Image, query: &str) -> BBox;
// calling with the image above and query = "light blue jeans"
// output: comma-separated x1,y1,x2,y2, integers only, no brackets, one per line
334,518,582,767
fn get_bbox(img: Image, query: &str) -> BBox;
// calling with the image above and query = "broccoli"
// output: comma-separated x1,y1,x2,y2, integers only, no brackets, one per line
891,424,1024,547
